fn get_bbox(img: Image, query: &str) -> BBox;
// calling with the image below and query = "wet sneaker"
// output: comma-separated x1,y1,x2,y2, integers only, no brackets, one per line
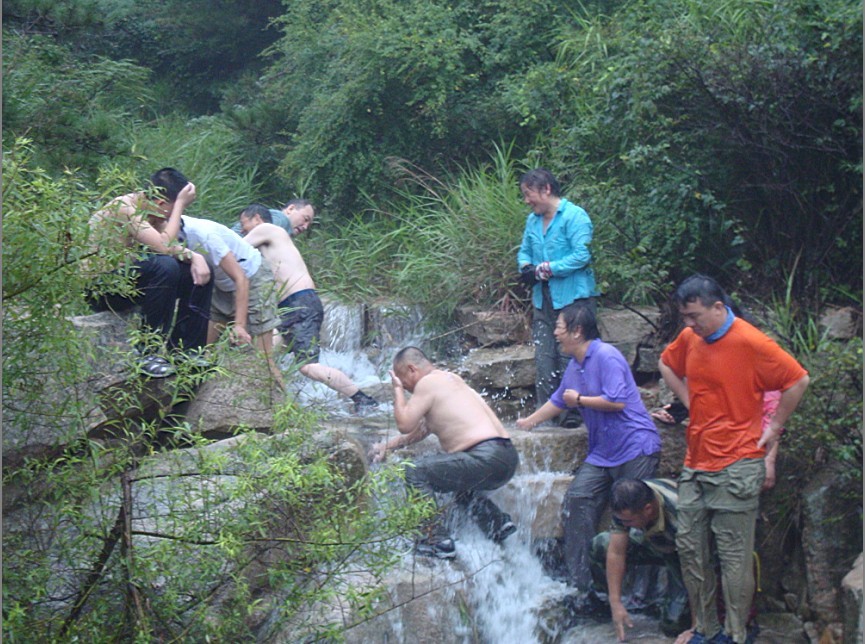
414,536,456,559
352,390,380,414
492,521,517,544
138,354,175,378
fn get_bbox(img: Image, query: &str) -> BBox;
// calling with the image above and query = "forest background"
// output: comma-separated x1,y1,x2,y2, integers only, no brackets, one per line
2,0,863,640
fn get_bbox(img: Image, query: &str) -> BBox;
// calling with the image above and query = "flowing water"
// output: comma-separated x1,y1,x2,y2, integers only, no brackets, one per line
302,301,672,643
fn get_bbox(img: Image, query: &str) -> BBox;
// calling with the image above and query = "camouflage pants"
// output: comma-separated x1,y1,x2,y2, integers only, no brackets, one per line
590,531,690,636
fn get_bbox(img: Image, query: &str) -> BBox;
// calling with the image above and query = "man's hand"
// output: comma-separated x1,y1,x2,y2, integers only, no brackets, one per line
230,324,252,346
610,600,634,642
189,252,211,286
756,422,782,450
389,369,403,390
562,388,580,407
369,441,387,464
515,417,533,430
176,182,197,207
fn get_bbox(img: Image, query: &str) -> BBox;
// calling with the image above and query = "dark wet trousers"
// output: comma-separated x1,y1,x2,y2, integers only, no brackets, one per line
405,438,519,540
532,285,595,407
88,253,212,351
561,454,659,591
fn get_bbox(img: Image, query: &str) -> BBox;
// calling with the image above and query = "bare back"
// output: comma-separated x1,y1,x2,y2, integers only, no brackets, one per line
413,369,509,453
243,222,315,300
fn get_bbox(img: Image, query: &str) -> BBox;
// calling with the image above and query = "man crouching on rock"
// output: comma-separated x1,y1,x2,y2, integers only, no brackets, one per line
371,346,520,558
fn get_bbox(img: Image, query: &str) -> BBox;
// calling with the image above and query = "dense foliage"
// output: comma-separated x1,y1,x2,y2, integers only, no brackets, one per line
2,0,862,638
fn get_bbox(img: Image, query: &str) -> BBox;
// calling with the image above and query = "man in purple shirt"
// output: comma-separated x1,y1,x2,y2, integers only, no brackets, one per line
518,303,660,594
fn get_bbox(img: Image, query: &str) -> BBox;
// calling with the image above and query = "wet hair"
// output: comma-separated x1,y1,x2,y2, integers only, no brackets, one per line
240,203,272,223
673,273,728,308
559,302,600,340
283,198,312,210
519,168,561,197
148,167,190,202
610,479,655,514
393,346,431,370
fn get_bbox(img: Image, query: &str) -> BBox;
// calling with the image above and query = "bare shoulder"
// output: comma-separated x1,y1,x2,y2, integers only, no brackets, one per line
246,222,293,247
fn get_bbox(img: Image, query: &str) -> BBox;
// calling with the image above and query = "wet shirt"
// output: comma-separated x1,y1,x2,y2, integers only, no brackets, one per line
661,318,807,471
551,339,660,466
180,216,262,292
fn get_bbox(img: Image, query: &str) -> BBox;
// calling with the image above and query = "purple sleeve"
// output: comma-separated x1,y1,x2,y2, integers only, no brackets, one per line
599,349,631,402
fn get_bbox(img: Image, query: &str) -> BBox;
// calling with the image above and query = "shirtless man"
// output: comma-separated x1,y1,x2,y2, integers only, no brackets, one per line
371,346,520,558
87,167,212,376
237,204,379,413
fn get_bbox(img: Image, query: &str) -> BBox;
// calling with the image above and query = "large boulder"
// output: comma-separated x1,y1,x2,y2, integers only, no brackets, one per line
819,306,862,341
800,466,863,626
456,305,531,347
181,347,285,437
597,305,661,368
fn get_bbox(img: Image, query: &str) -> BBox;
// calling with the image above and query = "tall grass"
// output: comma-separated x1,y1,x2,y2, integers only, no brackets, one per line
310,145,529,326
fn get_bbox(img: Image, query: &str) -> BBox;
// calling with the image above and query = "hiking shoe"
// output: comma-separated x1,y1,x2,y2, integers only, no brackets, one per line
492,521,517,544
560,410,582,428
414,536,456,559
138,354,175,378
352,391,380,414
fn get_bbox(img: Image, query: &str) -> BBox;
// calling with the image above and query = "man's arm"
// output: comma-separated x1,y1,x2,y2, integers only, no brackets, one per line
605,532,634,641
757,374,809,450
370,421,431,463
659,359,690,410
217,253,252,345
241,222,281,250
390,370,434,434
127,184,197,250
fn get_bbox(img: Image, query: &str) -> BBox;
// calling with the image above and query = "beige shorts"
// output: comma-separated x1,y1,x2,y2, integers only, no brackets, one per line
210,261,280,337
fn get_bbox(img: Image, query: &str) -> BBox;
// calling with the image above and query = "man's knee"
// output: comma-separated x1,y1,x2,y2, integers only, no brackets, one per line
140,254,182,285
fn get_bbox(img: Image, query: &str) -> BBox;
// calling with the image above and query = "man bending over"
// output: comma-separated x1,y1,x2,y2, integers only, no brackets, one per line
371,346,519,558
238,204,378,413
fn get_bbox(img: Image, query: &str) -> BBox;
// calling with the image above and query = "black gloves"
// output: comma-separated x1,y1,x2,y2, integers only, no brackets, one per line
520,264,537,287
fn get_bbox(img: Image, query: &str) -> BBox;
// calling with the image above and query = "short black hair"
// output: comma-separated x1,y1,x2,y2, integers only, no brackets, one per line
673,274,728,308
519,168,561,197
240,203,272,223
393,346,431,370
283,198,312,210
148,167,190,202
559,302,600,340
610,479,655,514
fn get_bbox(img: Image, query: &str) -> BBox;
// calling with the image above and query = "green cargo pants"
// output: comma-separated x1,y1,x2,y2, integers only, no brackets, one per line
676,458,764,644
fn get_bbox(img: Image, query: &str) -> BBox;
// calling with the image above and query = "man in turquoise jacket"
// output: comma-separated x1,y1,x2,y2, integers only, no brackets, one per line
517,168,598,425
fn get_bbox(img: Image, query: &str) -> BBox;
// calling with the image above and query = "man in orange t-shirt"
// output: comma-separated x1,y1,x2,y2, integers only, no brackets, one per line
659,274,809,644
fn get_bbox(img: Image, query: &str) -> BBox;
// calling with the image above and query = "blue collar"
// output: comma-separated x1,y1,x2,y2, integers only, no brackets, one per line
705,306,735,344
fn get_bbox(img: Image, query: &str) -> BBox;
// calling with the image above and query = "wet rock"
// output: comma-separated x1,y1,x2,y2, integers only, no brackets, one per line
841,553,863,644
597,305,660,367
801,467,863,625
460,345,536,390
456,305,531,346
181,348,284,437
320,296,365,353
